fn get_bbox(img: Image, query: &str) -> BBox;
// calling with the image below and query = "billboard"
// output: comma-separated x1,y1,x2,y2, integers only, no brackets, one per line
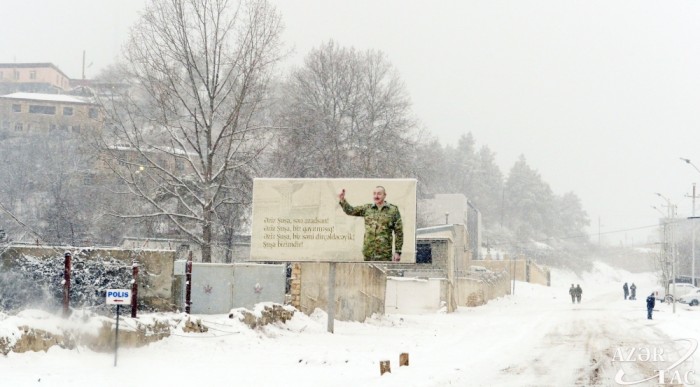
250,178,416,263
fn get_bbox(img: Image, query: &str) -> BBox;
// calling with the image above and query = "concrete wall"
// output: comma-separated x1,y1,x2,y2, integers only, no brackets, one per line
455,274,511,307
473,259,550,287
297,262,386,322
385,277,444,314
528,261,551,286
288,224,519,320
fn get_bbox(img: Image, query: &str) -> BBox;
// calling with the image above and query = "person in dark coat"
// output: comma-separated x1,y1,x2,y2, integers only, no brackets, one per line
575,284,582,303
623,282,629,300
569,284,576,304
646,292,656,319
630,283,637,300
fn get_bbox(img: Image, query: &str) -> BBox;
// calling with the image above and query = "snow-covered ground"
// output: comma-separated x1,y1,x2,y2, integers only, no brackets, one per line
3,261,700,387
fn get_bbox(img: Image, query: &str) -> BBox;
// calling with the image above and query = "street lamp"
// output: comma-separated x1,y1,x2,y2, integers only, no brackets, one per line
656,193,677,313
651,205,665,217
681,158,699,287
681,157,700,174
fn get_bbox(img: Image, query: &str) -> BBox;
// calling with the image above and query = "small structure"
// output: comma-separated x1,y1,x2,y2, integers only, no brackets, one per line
292,224,510,321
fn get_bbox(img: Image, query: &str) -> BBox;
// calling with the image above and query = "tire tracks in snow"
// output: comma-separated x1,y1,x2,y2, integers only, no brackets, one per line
495,290,690,386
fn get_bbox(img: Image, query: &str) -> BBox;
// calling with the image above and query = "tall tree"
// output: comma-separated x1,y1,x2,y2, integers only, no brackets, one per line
270,40,418,178
504,155,556,240
470,145,504,227
440,133,477,195
551,191,590,238
100,0,283,262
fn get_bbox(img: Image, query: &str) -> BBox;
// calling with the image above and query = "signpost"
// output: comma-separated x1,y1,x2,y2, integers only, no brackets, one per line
106,289,131,367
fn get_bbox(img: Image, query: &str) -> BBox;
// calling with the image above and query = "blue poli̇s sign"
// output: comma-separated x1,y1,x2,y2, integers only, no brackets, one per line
106,289,131,305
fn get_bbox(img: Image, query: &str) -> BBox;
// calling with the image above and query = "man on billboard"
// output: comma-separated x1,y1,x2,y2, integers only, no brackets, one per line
338,186,403,262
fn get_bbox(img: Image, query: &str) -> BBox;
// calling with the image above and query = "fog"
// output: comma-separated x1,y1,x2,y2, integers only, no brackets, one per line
2,0,699,246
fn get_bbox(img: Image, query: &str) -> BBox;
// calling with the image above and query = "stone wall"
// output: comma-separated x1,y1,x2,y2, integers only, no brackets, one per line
0,245,177,311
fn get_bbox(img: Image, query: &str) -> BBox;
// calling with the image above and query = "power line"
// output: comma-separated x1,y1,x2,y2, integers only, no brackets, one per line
507,223,662,247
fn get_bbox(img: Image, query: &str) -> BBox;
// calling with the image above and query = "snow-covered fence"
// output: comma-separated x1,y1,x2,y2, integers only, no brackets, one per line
0,245,177,314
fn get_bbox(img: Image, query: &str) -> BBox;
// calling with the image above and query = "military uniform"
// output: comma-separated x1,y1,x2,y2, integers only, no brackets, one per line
339,199,403,261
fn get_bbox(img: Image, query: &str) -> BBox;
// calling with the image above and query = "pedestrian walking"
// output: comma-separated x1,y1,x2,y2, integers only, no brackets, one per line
575,284,582,303
630,283,636,300
569,284,576,304
646,292,656,319
623,282,629,300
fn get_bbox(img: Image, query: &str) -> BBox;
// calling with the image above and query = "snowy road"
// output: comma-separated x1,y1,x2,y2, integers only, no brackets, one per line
4,263,700,387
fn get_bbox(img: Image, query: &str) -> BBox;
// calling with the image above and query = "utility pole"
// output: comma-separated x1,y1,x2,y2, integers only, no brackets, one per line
657,193,676,313
680,158,700,285
672,204,677,314
688,183,697,286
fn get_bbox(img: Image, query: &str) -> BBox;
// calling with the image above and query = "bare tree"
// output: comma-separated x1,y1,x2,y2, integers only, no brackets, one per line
270,41,419,178
0,131,100,245
100,0,283,262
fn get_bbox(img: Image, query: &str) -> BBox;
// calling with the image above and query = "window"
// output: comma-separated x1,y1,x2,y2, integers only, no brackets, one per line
63,107,73,116
0,71,3,79
13,71,19,80
416,242,433,264
29,105,56,115
14,122,23,131
71,125,80,133
29,71,36,80
88,108,98,119
12,104,21,113
49,124,56,131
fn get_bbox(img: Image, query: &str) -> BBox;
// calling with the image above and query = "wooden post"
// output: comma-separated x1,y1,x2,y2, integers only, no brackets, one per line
399,352,409,367
327,262,336,333
62,252,72,317
185,251,193,314
130,259,139,318
380,360,391,375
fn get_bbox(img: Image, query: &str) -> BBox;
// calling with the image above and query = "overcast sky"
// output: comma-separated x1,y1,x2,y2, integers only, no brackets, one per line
2,0,699,246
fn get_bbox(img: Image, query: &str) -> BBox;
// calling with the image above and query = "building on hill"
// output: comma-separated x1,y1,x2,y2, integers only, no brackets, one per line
418,193,482,260
0,92,102,135
0,63,71,94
